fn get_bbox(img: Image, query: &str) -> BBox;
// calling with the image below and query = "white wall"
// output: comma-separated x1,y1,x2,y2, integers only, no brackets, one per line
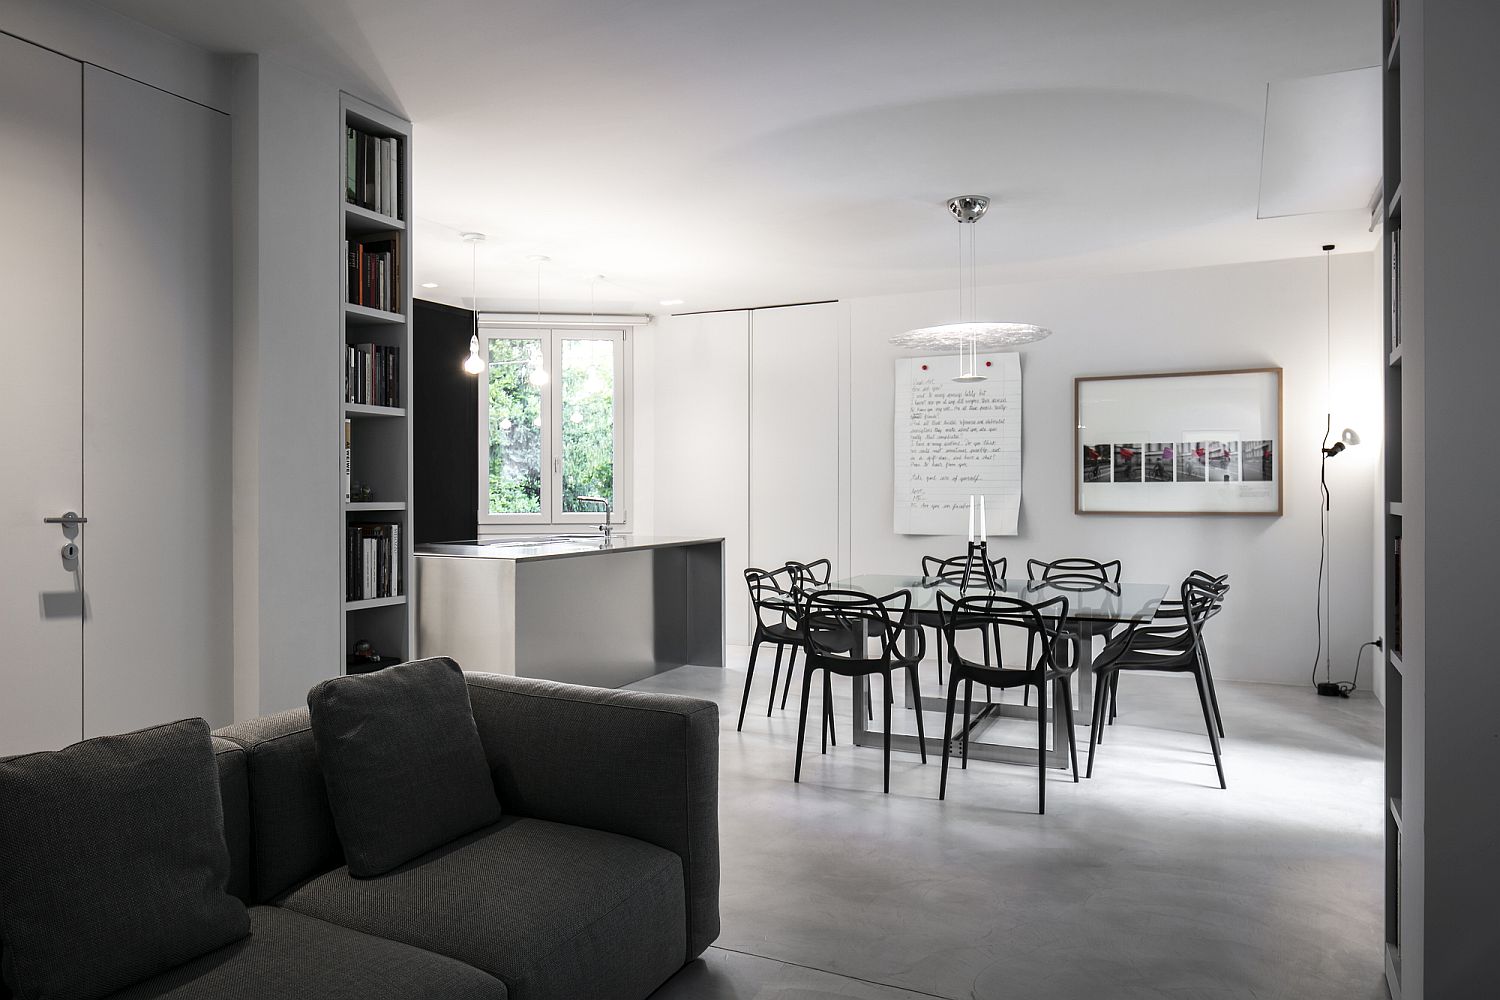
648,254,1380,686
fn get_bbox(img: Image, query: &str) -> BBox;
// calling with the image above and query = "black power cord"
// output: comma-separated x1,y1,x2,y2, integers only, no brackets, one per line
1317,639,1380,698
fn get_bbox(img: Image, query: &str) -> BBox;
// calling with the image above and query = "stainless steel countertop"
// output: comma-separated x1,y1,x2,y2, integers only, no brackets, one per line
414,535,724,562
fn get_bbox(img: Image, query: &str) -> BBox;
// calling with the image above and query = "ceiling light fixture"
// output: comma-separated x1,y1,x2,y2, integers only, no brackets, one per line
890,195,1052,382
659,298,685,307
420,281,439,289
461,232,486,375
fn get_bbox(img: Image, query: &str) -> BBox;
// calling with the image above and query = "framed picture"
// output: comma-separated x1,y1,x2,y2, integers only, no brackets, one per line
1074,367,1283,516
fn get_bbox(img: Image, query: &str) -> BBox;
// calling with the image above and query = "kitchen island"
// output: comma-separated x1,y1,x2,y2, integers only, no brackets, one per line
414,535,724,688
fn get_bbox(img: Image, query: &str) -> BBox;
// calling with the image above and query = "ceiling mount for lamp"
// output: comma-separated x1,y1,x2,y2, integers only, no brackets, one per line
891,194,1052,381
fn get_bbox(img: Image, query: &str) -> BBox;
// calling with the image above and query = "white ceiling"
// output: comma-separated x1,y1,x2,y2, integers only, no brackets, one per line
94,0,1382,314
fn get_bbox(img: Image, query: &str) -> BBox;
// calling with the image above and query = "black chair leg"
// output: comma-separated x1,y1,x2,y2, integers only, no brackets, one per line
1086,669,1111,778
961,679,973,769
882,670,893,794
1203,658,1226,739
780,646,798,710
820,673,831,754
1109,672,1120,725
767,645,785,718
939,671,960,799
1036,676,1048,814
866,682,873,721
737,639,761,731
1194,669,1227,789
827,673,838,747
909,665,928,764
794,666,814,783
1060,678,1079,783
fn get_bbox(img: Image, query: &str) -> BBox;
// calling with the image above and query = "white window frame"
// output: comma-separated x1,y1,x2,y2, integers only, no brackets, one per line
476,326,630,531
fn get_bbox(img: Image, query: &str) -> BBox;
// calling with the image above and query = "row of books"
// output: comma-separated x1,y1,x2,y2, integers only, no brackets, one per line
345,126,402,219
345,343,400,407
346,523,401,602
346,236,402,314
1390,225,1402,351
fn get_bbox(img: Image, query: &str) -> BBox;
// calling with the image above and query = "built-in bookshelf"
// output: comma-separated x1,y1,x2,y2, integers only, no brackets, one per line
1381,1,1406,995
340,94,413,674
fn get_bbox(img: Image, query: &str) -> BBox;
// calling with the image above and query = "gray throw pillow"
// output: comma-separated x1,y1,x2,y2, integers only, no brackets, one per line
0,718,250,1000
307,656,501,877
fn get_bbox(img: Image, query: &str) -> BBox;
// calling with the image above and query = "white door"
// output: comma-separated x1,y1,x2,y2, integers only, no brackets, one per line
82,68,233,735
0,34,85,755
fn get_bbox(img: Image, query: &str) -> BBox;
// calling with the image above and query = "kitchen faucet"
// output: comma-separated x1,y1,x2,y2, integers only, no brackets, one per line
576,496,614,541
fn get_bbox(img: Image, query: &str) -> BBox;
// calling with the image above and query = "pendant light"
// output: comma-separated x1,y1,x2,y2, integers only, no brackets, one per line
461,232,486,375
890,195,1052,381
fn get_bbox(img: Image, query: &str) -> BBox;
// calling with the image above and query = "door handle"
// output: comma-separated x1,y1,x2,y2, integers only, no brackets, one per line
43,511,88,526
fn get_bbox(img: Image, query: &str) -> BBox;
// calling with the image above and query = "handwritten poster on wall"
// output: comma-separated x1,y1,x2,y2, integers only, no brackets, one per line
894,352,1022,536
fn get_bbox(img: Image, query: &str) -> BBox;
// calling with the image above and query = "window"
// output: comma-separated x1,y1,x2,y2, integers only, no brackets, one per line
479,327,628,527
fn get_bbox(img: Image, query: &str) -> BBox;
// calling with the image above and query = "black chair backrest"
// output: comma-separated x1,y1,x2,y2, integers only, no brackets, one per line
744,566,800,632
1155,570,1229,619
936,591,1070,673
801,588,912,663
1132,575,1227,652
1027,556,1121,584
785,558,833,590
921,553,1007,588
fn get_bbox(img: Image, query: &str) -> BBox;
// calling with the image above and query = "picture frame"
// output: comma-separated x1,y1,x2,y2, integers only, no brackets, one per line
1074,367,1283,516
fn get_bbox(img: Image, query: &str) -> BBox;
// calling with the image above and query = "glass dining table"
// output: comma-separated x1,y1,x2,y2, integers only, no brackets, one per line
807,573,1170,768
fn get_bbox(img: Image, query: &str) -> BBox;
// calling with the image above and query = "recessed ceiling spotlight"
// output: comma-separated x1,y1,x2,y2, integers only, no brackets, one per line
420,281,439,289
659,299,685,306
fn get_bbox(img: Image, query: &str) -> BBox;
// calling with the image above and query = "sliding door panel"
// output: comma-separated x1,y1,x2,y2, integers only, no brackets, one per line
750,303,841,579
83,67,233,734
653,311,751,646
0,35,84,754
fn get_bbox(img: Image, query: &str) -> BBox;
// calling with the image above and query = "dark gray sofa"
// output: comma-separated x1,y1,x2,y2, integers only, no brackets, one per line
3,673,719,1000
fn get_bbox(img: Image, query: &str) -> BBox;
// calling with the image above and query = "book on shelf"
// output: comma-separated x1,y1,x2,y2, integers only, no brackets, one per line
343,419,351,502
344,343,401,407
345,126,402,219
1390,224,1402,351
344,235,403,314
346,522,402,602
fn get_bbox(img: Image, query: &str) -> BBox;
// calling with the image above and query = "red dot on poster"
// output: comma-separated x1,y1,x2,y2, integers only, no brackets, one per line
985,360,992,367
920,364,928,371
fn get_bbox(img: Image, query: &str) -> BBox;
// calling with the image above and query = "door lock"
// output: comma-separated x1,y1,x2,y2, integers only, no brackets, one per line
61,542,79,562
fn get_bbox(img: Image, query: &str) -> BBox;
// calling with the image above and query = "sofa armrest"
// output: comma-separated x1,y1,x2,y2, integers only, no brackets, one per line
464,672,720,961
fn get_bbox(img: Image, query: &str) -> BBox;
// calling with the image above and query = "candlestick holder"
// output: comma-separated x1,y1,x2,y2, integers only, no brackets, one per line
959,539,999,591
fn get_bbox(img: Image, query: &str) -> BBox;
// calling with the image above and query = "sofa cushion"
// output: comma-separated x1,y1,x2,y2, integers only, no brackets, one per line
307,657,501,877
109,906,507,1000
211,710,342,903
209,737,253,905
0,719,249,1000
279,817,686,1000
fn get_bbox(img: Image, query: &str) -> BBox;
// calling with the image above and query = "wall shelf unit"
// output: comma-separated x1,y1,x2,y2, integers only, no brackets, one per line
340,94,413,672
1381,6,1405,997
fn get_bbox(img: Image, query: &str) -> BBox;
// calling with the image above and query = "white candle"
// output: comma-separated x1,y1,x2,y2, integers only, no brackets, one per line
980,495,987,541
968,495,975,542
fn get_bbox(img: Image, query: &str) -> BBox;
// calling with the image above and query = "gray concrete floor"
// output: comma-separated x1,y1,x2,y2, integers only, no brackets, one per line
642,653,1388,1000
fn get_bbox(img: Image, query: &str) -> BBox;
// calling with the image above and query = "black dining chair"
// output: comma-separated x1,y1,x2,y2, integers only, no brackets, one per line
779,558,867,718
936,592,1078,813
919,553,1008,685
1024,556,1122,709
795,588,928,794
739,567,841,743
1085,575,1230,788
1105,570,1229,737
